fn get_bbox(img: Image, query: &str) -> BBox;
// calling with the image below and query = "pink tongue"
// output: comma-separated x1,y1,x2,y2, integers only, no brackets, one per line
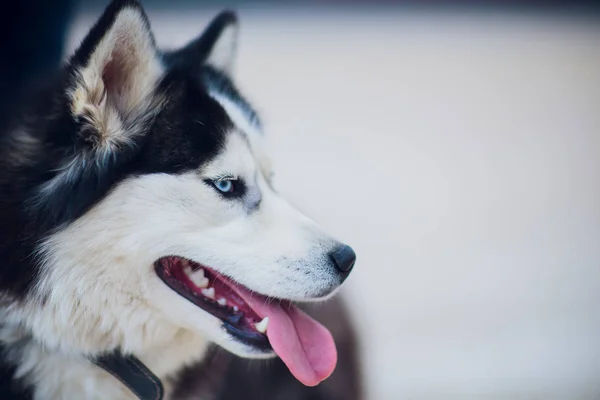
238,292,337,386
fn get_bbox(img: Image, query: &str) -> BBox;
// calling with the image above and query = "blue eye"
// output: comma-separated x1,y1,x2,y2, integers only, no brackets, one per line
205,176,245,198
214,179,234,193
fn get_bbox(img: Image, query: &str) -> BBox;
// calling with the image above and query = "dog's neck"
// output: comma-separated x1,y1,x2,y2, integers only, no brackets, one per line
0,320,210,399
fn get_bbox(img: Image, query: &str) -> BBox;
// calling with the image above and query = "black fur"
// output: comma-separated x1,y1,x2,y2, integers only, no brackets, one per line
0,2,239,300
0,366,32,399
0,346,33,400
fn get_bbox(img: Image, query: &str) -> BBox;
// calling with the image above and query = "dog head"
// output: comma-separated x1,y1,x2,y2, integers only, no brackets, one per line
2,0,355,386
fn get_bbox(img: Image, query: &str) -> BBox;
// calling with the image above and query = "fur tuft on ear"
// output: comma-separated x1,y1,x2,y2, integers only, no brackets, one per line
166,11,239,74
28,0,165,229
68,0,163,151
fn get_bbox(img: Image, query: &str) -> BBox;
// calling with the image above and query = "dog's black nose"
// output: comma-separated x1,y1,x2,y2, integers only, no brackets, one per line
330,245,356,273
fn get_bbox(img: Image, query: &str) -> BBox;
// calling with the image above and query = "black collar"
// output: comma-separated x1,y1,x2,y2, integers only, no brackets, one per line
91,352,164,400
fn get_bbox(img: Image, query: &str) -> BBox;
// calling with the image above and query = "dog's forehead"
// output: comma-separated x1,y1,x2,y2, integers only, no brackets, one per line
201,73,273,178
202,132,252,176
203,124,273,181
137,64,272,180
207,91,260,139
202,70,262,139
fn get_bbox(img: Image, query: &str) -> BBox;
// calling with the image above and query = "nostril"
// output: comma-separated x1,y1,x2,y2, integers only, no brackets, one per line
329,245,356,273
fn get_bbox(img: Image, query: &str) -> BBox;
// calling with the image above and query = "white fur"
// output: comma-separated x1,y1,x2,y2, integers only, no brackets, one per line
0,320,206,399
3,128,342,398
205,23,239,73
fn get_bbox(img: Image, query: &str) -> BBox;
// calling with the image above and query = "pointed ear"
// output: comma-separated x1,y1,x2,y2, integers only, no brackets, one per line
168,11,239,74
67,0,162,150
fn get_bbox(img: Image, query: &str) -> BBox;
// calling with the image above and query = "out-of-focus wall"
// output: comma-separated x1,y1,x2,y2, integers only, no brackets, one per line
70,6,600,399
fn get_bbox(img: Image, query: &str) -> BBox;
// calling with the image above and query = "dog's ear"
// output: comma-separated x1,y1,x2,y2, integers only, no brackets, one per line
31,0,164,228
67,0,162,150
167,11,239,74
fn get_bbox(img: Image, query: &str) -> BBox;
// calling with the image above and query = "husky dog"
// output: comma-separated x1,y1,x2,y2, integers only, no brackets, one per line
0,0,357,398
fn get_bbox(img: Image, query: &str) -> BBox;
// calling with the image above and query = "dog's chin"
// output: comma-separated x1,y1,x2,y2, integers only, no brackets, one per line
213,333,278,359
154,256,332,356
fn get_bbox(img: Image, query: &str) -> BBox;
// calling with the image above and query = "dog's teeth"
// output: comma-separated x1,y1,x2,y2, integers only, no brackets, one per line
199,278,210,288
201,288,215,299
190,271,209,288
254,317,269,334
181,259,192,272
217,298,227,306
233,305,239,312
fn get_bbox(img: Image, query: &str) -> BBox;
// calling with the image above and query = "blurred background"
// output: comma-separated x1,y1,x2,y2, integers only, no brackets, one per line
7,0,600,398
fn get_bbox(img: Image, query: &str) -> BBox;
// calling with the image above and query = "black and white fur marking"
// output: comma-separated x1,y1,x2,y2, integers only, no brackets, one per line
0,1,355,398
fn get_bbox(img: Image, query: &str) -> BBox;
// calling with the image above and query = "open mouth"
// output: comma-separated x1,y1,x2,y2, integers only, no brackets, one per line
155,256,271,350
154,256,338,386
